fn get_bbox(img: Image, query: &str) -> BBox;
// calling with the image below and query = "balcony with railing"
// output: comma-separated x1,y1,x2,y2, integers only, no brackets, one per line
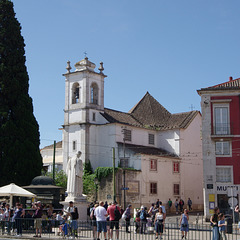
212,123,232,136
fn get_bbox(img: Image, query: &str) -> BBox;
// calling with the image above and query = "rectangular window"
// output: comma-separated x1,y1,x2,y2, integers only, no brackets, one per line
150,159,157,171
73,141,76,151
120,158,129,168
150,182,157,194
214,106,230,135
173,162,180,173
173,184,180,195
215,141,230,155
148,134,155,145
92,112,96,121
124,129,132,142
216,167,232,183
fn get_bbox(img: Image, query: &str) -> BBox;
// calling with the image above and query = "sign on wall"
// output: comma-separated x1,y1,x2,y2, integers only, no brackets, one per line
127,181,139,194
209,194,215,214
217,185,240,194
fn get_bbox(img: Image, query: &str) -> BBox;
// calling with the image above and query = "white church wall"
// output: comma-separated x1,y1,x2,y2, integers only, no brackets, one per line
89,109,108,125
69,109,83,124
89,124,117,170
115,125,157,148
157,130,180,155
67,125,86,162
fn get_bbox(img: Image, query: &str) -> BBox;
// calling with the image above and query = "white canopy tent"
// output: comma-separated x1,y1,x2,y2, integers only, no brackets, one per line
0,183,36,207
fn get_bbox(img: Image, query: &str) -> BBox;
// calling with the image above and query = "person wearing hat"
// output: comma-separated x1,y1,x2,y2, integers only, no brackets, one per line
125,204,132,233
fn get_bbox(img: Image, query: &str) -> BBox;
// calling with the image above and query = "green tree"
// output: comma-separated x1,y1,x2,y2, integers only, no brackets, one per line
83,161,96,198
45,170,67,189
0,0,42,186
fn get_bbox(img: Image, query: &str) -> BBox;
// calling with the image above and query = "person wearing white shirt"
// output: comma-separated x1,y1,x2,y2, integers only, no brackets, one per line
94,201,108,240
56,212,63,225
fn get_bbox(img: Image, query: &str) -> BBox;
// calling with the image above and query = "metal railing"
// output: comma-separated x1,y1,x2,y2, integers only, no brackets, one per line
213,123,231,135
0,219,239,239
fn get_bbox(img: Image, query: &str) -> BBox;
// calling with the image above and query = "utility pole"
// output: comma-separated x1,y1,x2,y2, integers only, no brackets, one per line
53,140,56,182
113,147,116,202
123,129,126,210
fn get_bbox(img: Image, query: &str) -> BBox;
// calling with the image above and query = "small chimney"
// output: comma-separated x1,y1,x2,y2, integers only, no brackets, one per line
229,76,233,81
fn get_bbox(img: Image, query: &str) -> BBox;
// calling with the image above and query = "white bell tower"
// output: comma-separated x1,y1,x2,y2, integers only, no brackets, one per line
62,57,107,170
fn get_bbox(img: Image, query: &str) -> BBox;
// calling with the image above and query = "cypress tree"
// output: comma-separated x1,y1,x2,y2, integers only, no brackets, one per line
0,0,42,186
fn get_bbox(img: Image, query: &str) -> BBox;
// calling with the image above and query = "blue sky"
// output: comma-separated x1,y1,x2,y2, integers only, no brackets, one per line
11,0,240,148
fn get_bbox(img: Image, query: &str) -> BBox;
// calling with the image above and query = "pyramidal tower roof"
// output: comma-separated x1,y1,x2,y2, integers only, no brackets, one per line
129,92,171,126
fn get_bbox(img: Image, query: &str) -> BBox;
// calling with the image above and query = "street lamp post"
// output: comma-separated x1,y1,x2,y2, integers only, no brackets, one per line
121,128,127,210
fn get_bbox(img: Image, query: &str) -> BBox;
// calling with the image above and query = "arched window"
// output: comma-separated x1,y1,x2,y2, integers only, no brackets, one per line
72,83,80,104
90,83,98,104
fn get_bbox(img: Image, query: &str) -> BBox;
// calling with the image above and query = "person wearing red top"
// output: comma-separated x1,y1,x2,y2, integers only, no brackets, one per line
107,201,121,240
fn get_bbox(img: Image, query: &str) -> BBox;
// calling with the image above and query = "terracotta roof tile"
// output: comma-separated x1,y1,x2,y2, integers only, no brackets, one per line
103,92,198,130
129,92,171,126
102,109,142,126
198,78,240,92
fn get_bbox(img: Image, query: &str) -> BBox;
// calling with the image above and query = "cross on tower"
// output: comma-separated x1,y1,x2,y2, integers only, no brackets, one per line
189,104,195,111
84,51,87,58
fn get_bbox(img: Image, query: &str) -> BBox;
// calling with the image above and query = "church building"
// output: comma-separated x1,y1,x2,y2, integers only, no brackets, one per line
60,57,203,210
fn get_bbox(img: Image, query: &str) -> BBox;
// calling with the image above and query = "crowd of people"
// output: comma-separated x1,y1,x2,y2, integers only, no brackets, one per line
87,198,193,240
0,197,194,239
0,200,79,238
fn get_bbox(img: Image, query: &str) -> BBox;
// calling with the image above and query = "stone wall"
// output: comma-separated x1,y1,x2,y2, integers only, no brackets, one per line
97,169,142,209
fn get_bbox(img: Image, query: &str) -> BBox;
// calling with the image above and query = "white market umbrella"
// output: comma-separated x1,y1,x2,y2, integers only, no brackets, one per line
0,183,36,207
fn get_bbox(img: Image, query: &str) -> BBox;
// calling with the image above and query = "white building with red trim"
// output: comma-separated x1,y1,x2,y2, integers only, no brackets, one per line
198,76,240,219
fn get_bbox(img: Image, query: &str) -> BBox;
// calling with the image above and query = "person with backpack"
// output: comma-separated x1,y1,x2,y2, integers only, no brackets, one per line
90,203,98,240
107,200,121,240
125,204,132,233
140,205,147,234
66,201,79,238
135,209,141,233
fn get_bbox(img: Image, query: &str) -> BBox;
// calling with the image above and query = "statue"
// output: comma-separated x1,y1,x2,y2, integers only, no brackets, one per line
66,151,83,199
